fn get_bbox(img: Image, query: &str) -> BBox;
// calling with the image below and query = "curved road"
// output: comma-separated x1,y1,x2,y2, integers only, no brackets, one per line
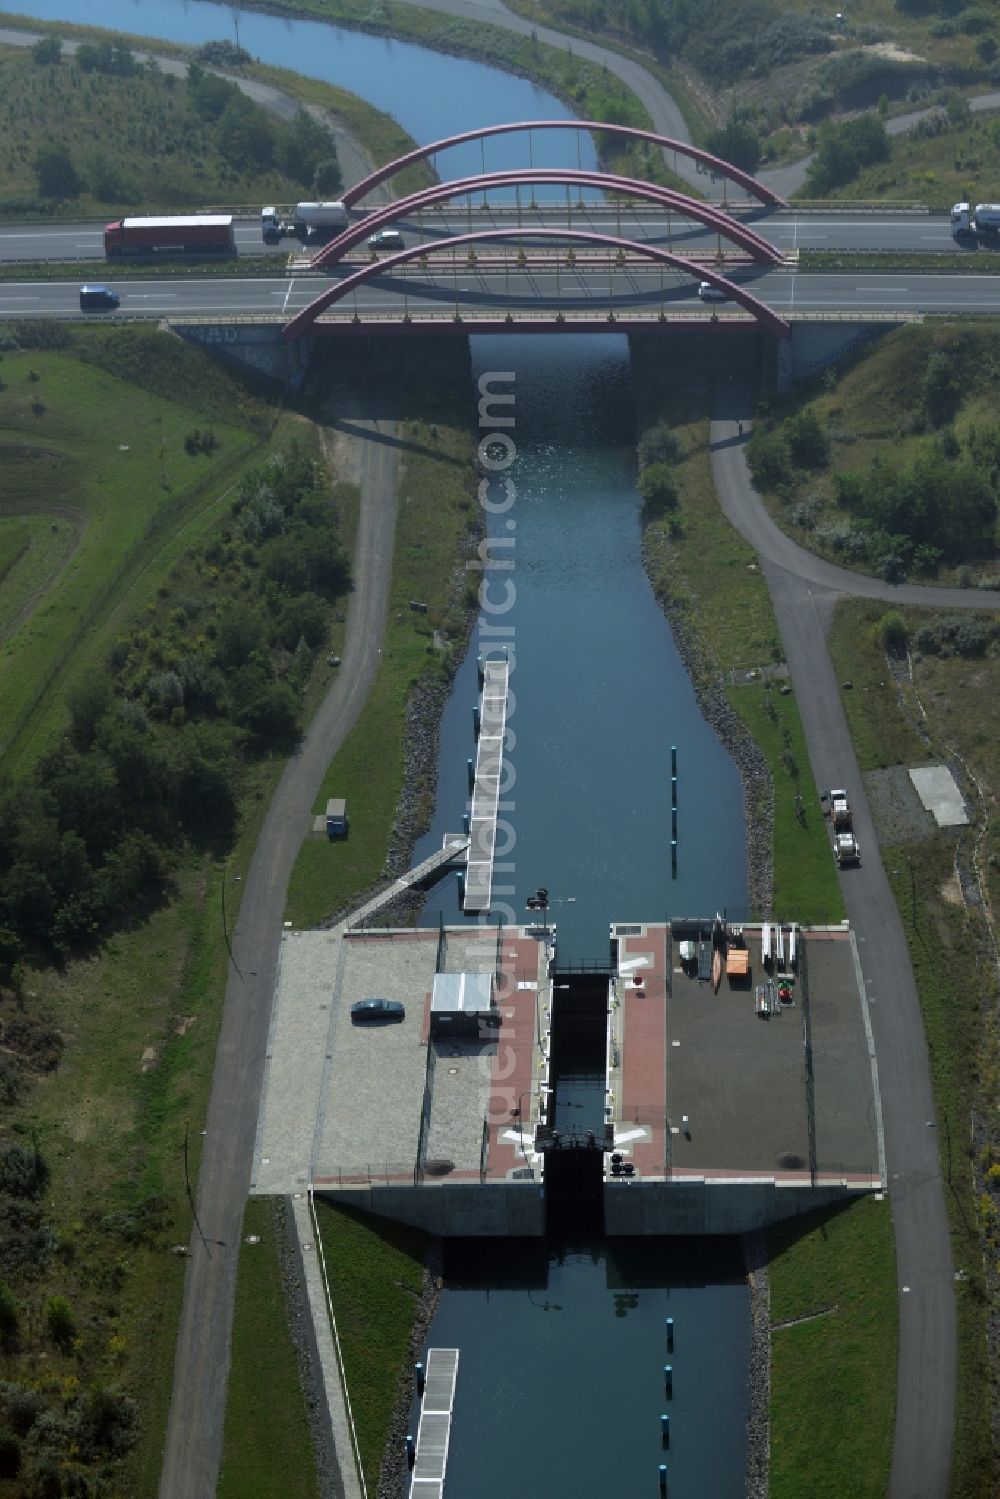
159,407,400,1497
712,401,1000,1499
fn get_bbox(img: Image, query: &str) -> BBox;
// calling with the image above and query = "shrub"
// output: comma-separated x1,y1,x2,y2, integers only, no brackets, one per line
44,1296,76,1350
638,420,681,469
879,611,908,652
747,430,791,490
30,35,61,65
954,619,988,656
0,1429,20,1480
0,1284,17,1343
0,1143,49,1201
637,462,680,516
785,407,829,469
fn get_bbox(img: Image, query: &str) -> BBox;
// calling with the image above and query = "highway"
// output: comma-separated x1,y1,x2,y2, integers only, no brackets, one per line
4,266,1000,323
0,206,991,265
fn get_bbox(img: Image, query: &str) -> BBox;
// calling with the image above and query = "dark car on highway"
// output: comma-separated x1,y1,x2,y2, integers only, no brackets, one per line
350,997,405,1023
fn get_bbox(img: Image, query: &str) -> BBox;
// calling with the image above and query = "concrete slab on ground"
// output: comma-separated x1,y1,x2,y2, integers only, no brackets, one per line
909,764,968,827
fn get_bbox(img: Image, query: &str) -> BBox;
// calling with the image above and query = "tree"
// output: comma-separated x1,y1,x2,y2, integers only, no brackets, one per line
67,670,113,751
637,462,680,516
30,35,62,65
785,407,828,469
278,108,338,187
217,96,275,171
313,156,344,196
705,116,761,175
34,146,80,199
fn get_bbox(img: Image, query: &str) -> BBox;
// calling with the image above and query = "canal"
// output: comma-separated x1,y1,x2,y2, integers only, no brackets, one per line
15,1,753,1490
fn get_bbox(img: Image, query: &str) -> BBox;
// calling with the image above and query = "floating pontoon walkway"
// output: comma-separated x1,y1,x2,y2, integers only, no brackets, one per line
348,836,469,927
409,1347,460,1499
464,655,509,913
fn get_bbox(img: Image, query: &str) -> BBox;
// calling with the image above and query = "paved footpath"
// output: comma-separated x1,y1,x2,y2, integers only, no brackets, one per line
711,391,1000,1499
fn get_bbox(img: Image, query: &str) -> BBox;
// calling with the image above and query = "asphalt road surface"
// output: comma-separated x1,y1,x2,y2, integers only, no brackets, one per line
0,208,984,264
158,404,400,1499
6,266,1000,324
711,405,1000,1499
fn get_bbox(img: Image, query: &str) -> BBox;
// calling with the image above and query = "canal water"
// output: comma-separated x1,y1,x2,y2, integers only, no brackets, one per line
415,335,747,955
19,3,754,1488
411,1237,750,1498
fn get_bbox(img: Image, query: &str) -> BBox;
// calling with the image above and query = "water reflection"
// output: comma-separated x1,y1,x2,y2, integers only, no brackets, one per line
416,1236,750,1498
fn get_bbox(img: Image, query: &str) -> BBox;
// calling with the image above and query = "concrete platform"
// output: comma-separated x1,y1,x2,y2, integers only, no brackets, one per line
605,921,882,1231
254,920,549,1232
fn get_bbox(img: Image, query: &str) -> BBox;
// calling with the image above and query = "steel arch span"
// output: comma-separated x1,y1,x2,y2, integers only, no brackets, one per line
283,227,791,342
313,169,784,270
342,119,787,210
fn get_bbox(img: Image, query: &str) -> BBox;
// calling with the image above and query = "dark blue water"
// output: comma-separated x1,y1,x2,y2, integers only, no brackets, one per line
416,336,746,957
413,1238,751,1499
13,0,598,193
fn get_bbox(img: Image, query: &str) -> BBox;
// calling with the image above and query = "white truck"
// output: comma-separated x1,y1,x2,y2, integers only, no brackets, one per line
950,201,1000,241
835,831,861,867
261,201,349,241
830,788,853,832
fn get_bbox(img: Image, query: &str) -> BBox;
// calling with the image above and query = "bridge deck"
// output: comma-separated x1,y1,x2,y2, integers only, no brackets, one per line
410,1347,460,1499
464,657,509,913
348,836,468,927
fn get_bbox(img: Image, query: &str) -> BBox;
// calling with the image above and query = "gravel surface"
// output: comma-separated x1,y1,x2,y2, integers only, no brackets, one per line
276,1196,343,1499
743,1229,771,1499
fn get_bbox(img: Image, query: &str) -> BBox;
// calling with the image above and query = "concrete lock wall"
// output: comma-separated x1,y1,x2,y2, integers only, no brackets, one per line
603,1179,873,1235
315,1180,546,1237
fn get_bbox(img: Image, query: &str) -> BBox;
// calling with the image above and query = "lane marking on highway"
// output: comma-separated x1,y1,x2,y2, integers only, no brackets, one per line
281,279,295,313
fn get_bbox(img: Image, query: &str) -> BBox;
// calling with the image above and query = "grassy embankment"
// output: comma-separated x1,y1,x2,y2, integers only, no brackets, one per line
0,29,428,225
285,340,479,927
312,1202,429,1492
218,1199,322,1499
829,596,998,1499
746,322,1000,589
766,1197,898,1499
632,332,843,924
0,334,261,774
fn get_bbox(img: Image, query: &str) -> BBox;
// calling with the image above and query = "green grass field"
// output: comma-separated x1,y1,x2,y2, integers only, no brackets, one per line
768,1197,898,1499
218,1198,321,1499
727,684,843,922
0,335,269,771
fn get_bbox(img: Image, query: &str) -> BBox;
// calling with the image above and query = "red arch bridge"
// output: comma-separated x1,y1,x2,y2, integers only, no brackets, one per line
282,227,791,343
340,119,787,211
